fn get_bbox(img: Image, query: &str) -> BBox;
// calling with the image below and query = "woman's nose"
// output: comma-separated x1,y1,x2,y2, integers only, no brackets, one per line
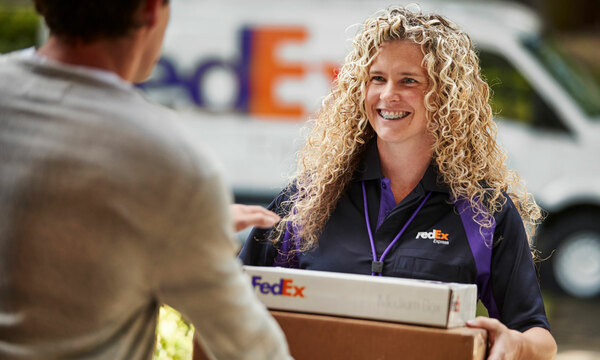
380,83,401,102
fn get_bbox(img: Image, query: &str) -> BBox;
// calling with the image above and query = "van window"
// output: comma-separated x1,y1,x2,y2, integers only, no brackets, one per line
524,35,600,118
478,51,569,133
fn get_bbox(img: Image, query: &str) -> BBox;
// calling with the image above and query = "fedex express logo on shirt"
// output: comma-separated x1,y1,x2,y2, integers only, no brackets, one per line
252,276,306,298
416,229,450,245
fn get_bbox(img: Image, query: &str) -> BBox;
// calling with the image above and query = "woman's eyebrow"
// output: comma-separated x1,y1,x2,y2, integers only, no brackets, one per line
369,69,426,77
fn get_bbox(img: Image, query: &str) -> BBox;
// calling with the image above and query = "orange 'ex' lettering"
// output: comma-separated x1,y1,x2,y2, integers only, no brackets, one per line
282,278,305,298
434,229,449,240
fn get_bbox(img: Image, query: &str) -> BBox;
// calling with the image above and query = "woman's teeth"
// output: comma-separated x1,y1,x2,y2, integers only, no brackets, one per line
379,110,409,120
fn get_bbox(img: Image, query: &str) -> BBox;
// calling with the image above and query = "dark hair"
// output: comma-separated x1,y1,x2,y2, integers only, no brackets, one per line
34,0,169,42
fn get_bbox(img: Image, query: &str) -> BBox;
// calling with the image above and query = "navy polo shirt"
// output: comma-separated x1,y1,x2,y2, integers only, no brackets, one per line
240,141,550,332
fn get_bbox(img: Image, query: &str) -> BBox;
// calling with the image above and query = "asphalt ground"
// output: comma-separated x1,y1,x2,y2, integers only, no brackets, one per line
550,295,600,359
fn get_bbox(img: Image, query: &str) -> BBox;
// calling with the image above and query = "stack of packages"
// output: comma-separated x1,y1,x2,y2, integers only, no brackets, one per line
196,266,487,360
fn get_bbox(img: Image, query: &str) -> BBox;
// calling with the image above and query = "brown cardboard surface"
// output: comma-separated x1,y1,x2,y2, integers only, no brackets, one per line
193,310,487,360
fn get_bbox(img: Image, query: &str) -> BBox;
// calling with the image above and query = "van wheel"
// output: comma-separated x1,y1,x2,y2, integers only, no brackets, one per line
538,212,600,298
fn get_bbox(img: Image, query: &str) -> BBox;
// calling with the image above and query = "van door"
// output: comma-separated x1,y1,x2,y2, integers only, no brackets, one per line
479,50,600,298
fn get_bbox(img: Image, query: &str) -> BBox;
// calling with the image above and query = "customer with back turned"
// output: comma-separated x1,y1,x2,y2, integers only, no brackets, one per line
0,0,290,359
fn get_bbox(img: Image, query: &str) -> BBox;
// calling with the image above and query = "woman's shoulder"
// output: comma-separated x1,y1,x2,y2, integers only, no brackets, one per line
491,192,521,220
266,183,298,216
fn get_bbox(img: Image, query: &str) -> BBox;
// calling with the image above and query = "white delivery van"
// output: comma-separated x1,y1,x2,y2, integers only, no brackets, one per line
140,0,600,298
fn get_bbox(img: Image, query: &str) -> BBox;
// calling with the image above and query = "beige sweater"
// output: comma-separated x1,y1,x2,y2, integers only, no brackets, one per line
0,50,290,360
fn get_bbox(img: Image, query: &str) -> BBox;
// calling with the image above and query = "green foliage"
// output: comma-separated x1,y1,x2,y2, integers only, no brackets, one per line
0,4,40,53
541,291,554,321
475,300,489,318
154,306,194,360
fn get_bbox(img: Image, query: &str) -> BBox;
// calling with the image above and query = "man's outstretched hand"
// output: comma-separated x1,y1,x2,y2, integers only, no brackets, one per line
231,204,280,232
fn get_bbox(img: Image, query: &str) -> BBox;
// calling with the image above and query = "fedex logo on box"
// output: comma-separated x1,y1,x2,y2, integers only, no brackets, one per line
252,276,305,298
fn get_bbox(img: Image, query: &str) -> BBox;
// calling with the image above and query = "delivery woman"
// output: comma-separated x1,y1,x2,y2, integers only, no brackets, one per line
240,6,557,359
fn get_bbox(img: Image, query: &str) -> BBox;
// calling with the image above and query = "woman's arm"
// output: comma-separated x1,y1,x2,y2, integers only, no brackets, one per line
467,317,557,360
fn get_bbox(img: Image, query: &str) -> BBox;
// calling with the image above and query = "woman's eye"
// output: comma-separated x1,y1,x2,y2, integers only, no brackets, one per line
371,76,385,82
403,78,417,84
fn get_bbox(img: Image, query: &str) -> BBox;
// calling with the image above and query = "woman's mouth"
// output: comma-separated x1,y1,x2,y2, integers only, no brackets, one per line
378,110,410,120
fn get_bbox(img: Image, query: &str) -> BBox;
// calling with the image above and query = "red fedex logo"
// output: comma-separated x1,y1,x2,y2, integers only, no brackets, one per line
252,276,305,298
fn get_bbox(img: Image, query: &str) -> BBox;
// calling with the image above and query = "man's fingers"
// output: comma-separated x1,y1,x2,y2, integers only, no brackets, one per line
242,211,278,228
241,205,280,227
231,204,280,232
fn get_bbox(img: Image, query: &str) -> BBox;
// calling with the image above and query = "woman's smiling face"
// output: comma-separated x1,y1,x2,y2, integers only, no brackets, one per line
365,40,431,148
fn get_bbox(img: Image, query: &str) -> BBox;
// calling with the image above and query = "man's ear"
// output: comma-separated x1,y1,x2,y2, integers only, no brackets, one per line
140,0,164,28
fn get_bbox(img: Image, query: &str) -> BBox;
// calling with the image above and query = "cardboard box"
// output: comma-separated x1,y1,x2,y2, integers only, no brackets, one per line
244,266,477,328
193,310,488,360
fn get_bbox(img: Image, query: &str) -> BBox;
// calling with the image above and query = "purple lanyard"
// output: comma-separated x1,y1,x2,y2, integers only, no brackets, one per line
362,180,432,276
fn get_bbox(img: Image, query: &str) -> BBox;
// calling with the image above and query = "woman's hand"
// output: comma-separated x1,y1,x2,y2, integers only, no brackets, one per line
231,204,280,232
467,317,557,360
467,317,523,360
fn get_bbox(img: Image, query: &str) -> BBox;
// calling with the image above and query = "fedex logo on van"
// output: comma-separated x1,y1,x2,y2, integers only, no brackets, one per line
140,25,339,120
252,276,305,298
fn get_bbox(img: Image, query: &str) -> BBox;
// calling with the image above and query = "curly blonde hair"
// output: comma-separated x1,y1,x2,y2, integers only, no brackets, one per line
275,6,542,253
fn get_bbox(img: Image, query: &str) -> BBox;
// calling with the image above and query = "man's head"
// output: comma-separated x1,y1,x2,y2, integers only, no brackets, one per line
34,0,170,43
34,0,171,82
